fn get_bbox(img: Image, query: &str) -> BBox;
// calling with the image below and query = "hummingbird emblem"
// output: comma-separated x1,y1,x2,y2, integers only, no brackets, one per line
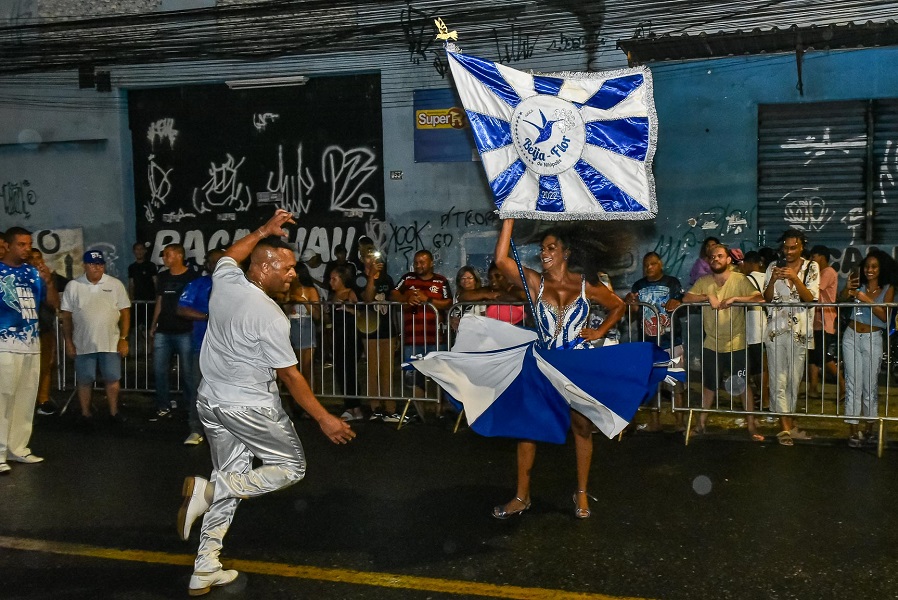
433,18,458,42
523,110,561,144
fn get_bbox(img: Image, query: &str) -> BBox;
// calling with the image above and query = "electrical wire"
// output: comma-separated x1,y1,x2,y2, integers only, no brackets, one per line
0,0,893,111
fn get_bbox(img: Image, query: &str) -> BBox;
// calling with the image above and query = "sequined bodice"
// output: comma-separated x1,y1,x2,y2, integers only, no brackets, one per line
536,275,590,349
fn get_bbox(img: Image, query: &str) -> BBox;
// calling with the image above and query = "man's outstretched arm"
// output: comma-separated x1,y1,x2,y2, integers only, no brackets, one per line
275,366,356,445
225,209,296,264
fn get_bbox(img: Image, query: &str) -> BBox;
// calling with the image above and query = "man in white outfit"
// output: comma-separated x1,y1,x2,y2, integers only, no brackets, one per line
177,209,354,596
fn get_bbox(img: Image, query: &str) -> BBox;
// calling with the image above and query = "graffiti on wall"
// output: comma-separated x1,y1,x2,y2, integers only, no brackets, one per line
401,2,607,72
652,232,699,281
192,153,253,215
544,31,607,54
778,187,834,232
1,179,37,219
146,154,174,222
148,118,179,149
400,4,448,77
322,145,380,215
685,203,755,239
650,204,756,281
493,21,544,63
769,126,898,246
130,77,385,266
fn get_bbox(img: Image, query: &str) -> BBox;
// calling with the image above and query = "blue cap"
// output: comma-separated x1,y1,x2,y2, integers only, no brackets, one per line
83,250,105,264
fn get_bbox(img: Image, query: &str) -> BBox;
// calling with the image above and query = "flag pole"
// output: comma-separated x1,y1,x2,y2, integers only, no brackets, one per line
510,238,546,348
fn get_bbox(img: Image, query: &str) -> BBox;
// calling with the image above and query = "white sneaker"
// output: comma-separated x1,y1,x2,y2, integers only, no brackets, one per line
177,476,210,541
8,453,43,464
0,463,10,474
188,569,238,596
183,433,204,446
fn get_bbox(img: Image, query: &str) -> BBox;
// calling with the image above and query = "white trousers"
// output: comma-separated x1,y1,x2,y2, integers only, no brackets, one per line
194,394,307,573
0,352,40,462
765,334,807,414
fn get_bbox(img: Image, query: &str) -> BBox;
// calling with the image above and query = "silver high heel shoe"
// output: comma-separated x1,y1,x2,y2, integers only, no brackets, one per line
572,490,597,519
491,496,531,520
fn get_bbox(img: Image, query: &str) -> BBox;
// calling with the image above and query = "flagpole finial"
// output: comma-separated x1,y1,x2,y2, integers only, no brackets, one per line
434,18,458,42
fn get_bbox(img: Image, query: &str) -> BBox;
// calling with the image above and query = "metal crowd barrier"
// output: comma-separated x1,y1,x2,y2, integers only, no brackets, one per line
102,298,663,428
296,300,444,427
669,300,897,456
54,300,448,428
57,296,898,454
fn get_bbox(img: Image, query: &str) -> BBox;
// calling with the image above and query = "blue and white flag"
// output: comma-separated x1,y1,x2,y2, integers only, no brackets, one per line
447,45,657,220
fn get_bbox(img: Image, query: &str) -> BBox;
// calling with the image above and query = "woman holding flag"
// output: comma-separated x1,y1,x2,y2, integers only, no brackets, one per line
491,218,624,520
409,39,676,520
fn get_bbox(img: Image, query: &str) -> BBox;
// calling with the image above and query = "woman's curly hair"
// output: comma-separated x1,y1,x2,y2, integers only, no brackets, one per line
862,248,898,288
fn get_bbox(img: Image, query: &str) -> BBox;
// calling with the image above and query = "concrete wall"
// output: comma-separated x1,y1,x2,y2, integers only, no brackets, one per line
0,25,597,284
648,46,898,282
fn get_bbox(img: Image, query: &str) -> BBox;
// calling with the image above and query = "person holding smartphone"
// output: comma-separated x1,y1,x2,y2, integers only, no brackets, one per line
763,229,819,446
839,250,897,447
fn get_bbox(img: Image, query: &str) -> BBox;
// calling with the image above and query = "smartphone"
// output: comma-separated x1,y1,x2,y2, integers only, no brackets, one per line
775,258,787,268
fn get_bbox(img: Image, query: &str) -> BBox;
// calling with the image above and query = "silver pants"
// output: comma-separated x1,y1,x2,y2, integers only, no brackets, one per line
194,394,306,573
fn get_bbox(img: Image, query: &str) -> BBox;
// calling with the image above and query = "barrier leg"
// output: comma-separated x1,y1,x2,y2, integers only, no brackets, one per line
878,418,885,459
453,409,465,434
59,388,78,417
685,410,694,446
396,399,412,431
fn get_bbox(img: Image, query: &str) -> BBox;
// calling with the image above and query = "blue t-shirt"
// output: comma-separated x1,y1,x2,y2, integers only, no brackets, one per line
631,274,684,348
0,262,46,354
178,275,213,352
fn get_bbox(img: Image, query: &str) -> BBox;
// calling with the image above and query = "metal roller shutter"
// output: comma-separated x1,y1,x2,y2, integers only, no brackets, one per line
757,101,868,248
872,99,898,244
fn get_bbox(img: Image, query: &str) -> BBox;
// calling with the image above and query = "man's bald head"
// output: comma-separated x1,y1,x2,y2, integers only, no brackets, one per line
247,237,296,295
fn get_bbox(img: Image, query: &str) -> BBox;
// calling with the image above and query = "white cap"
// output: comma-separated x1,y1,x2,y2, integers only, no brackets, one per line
299,248,318,262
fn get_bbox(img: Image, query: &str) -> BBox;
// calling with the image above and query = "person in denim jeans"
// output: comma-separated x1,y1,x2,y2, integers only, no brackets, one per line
839,250,896,447
177,249,226,445
150,244,199,420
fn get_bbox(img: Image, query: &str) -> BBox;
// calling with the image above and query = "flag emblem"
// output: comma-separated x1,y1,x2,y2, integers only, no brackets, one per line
447,45,657,220
511,97,584,176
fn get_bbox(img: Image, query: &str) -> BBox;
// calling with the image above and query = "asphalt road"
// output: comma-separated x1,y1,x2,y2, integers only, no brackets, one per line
1,393,896,600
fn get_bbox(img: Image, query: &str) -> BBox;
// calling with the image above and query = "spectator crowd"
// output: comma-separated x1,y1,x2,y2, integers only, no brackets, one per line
1,224,896,477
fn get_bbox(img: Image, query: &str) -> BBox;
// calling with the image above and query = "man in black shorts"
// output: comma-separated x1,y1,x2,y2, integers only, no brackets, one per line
682,243,764,439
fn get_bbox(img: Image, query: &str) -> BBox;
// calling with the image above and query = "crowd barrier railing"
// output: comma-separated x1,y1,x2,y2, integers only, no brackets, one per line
53,299,669,426
59,297,897,453
668,300,897,456
54,300,449,429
